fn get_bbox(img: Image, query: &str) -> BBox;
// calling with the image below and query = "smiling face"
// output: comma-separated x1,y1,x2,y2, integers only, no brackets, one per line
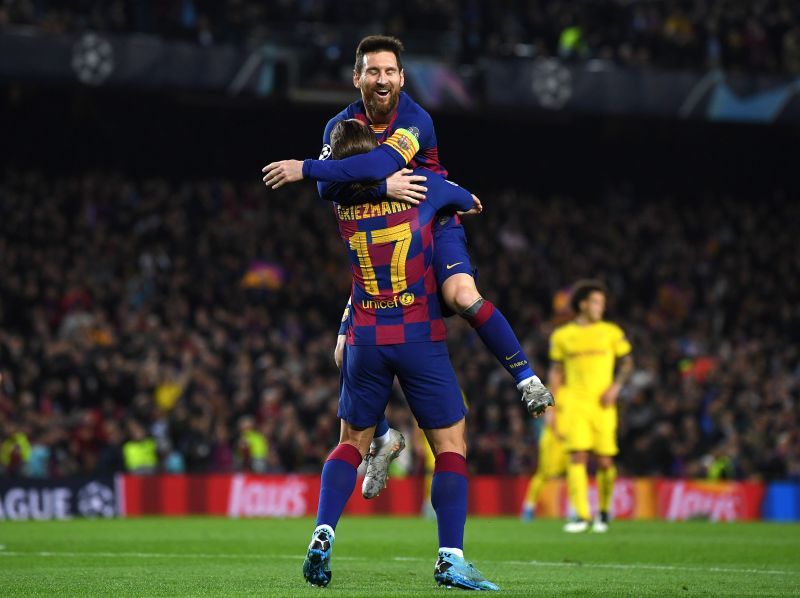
354,50,404,122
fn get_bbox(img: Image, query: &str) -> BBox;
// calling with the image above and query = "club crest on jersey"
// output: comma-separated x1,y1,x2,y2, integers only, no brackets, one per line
399,292,415,306
319,144,332,160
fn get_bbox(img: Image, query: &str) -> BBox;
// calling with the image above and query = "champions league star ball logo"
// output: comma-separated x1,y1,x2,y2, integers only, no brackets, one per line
77,482,116,518
72,34,115,86
531,59,572,109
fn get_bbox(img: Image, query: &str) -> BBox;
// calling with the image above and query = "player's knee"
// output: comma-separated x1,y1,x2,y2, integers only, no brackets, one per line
435,440,466,457
597,456,614,470
570,451,589,465
428,435,466,457
451,286,482,314
338,425,374,455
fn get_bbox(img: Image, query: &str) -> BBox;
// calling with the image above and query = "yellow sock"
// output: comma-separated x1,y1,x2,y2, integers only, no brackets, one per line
524,472,547,508
567,463,591,521
597,465,617,515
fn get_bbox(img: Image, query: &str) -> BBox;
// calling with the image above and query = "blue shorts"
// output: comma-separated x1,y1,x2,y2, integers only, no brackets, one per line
339,341,467,430
432,215,476,317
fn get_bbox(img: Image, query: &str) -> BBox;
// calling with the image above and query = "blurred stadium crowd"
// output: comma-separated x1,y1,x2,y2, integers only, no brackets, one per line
2,0,800,73
1,171,797,481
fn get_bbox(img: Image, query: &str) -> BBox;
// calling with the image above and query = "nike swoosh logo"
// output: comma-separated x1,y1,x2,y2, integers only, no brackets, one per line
446,262,463,270
505,351,520,361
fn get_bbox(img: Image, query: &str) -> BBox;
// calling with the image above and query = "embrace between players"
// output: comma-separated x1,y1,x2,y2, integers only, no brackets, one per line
263,35,560,591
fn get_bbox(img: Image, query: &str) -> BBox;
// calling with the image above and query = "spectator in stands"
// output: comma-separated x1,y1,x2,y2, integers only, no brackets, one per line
237,416,268,473
0,422,31,476
123,421,158,475
3,0,800,74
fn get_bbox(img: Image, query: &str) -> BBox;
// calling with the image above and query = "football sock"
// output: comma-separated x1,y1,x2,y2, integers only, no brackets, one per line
567,462,591,521
372,417,390,448
316,443,362,530
524,471,547,509
597,465,617,516
431,452,468,552
461,298,535,385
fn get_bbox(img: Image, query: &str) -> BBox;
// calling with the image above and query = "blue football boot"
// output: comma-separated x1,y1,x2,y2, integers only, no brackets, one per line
434,551,500,591
302,525,334,587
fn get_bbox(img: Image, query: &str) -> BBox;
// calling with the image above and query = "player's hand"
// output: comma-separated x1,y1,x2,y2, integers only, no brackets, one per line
600,383,622,408
458,194,483,216
262,160,304,189
386,169,427,205
334,334,346,369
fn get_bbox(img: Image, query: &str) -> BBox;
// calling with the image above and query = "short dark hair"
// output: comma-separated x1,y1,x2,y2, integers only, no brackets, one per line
570,279,607,313
330,119,378,160
354,35,404,74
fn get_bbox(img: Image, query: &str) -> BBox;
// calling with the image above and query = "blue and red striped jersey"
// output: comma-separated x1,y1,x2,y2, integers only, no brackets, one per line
335,170,473,345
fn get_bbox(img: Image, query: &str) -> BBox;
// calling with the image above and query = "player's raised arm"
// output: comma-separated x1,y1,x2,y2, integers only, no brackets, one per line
262,128,418,188
301,127,419,183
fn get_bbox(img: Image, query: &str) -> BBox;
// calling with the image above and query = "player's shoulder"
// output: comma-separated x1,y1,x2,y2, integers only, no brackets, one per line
599,320,625,335
396,93,433,134
398,92,429,115
551,321,575,340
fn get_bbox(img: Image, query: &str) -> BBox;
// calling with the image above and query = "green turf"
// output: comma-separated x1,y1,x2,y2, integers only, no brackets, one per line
1,517,799,596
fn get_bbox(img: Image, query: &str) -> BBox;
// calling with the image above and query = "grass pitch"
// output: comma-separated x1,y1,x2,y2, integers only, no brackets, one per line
1,517,799,596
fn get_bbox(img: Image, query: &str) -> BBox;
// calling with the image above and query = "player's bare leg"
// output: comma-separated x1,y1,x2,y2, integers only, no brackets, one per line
441,274,553,416
304,421,374,587
441,273,481,315
423,420,499,591
564,450,592,533
593,454,615,533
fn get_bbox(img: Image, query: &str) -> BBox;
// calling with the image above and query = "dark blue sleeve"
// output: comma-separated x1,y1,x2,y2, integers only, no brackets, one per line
424,172,474,213
303,145,405,183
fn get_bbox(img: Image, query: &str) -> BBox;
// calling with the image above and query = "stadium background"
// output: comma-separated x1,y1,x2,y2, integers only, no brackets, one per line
1,1,799,526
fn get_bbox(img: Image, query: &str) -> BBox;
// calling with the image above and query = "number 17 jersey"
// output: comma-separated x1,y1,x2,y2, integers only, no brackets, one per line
335,169,473,345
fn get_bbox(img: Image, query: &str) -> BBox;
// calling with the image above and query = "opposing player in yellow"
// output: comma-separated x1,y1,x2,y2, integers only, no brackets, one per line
551,281,633,533
520,401,568,520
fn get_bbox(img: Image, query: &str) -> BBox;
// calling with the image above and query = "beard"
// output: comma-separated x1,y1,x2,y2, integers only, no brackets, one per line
363,83,400,117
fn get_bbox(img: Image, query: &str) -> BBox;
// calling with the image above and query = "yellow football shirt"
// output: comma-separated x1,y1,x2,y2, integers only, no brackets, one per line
549,320,631,401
